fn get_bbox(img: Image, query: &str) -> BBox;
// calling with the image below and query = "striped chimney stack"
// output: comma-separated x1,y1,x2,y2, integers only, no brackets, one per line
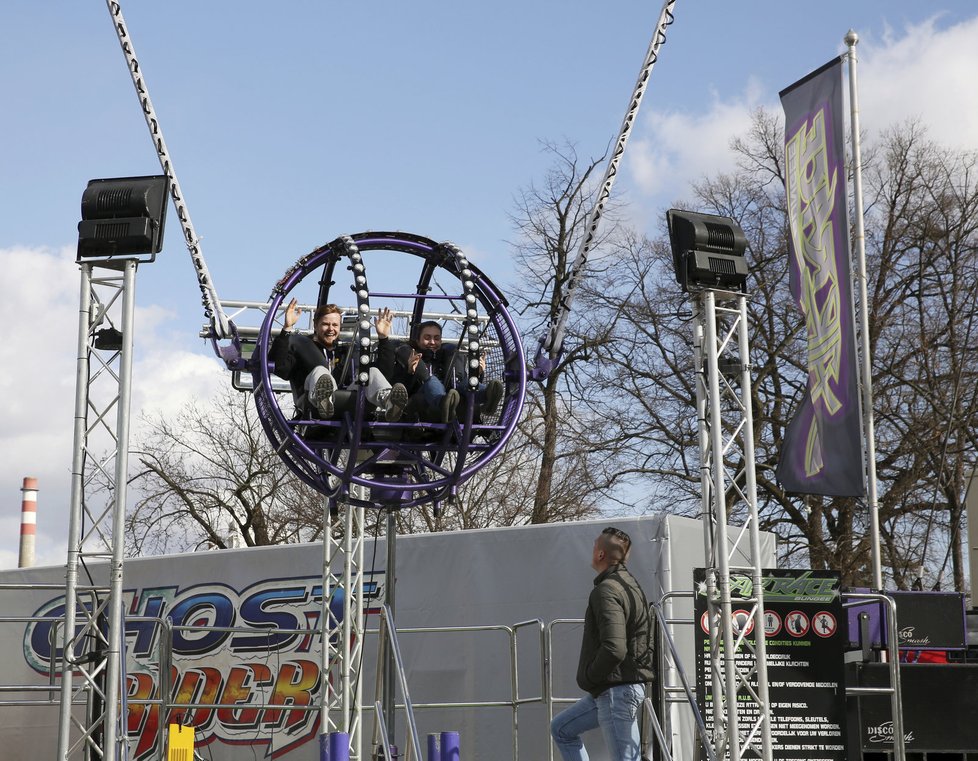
19,476,37,568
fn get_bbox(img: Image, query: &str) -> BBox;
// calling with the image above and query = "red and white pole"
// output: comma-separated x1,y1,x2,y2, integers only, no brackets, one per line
19,476,37,568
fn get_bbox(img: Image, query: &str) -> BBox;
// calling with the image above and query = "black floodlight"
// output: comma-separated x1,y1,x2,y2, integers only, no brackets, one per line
77,175,168,261
666,209,749,292
93,327,124,351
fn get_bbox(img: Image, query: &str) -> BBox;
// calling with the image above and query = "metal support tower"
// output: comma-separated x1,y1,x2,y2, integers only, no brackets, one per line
320,493,367,760
692,288,773,761
57,260,140,760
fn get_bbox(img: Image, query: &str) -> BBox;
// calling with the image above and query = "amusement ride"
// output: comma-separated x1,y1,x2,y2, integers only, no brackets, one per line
48,1,801,760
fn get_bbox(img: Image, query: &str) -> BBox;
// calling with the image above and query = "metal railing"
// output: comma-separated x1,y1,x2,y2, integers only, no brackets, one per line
20,611,547,759
842,591,906,761
366,617,545,761
0,583,107,709
653,594,717,761
375,605,423,761
545,611,701,761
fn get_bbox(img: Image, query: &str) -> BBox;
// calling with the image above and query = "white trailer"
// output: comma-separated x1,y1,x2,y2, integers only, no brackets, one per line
0,514,774,760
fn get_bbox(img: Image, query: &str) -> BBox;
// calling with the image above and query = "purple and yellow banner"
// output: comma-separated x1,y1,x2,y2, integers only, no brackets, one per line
776,58,865,497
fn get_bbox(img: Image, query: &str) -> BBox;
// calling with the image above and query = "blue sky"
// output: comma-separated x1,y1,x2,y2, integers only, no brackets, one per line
2,1,978,569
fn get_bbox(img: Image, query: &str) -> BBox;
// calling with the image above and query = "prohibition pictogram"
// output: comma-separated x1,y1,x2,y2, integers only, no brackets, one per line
763,610,782,637
785,610,810,637
732,609,755,636
812,610,838,638
700,610,714,634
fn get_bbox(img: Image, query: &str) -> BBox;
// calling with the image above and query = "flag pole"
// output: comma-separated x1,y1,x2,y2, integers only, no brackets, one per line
845,29,883,589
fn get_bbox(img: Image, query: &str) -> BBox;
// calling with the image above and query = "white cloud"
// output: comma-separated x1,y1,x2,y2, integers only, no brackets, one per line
625,15,978,215
858,16,978,152
0,246,77,571
0,246,78,435
0,246,229,571
132,347,225,425
627,84,760,208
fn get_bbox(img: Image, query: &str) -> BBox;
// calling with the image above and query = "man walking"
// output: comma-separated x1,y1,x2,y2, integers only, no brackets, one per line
551,527,654,761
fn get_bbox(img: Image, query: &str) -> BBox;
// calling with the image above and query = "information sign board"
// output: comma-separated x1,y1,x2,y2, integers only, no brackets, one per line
694,568,848,761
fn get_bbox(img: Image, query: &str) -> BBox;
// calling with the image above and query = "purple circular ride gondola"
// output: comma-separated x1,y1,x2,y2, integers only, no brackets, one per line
251,231,526,511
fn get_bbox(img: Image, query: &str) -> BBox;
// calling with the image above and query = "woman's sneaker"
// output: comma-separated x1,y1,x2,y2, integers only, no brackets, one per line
440,389,460,423
480,379,504,417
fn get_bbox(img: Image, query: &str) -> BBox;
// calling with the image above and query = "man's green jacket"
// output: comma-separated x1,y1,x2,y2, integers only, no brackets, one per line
576,564,655,697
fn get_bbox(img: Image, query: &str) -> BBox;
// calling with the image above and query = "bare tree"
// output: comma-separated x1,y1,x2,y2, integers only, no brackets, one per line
501,141,638,524
380,412,606,536
864,123,978,591
124,387,326,555
121,123,978,590
577,110,978,590
369,142,635,535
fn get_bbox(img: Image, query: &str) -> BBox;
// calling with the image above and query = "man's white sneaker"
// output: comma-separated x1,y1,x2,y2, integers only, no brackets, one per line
310,372,336,417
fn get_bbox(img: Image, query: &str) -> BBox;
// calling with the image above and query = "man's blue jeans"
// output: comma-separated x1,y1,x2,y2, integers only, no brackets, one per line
551,683,645,761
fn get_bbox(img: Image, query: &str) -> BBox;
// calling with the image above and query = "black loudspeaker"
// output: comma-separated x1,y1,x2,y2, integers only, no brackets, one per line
77,175,168,260
665,209,749,292
847,662,978,753
846,590,967,651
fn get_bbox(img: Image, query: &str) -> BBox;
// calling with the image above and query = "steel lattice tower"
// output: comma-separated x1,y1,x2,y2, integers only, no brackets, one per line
57,259,140,760
692,288,773,761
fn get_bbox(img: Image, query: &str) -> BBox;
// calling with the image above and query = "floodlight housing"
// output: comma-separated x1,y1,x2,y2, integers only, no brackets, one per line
77,175,168,261
666,209,749,292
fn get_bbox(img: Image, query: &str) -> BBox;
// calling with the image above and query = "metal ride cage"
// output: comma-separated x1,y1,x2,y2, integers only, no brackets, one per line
240,230,527,759
250,231,526,513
